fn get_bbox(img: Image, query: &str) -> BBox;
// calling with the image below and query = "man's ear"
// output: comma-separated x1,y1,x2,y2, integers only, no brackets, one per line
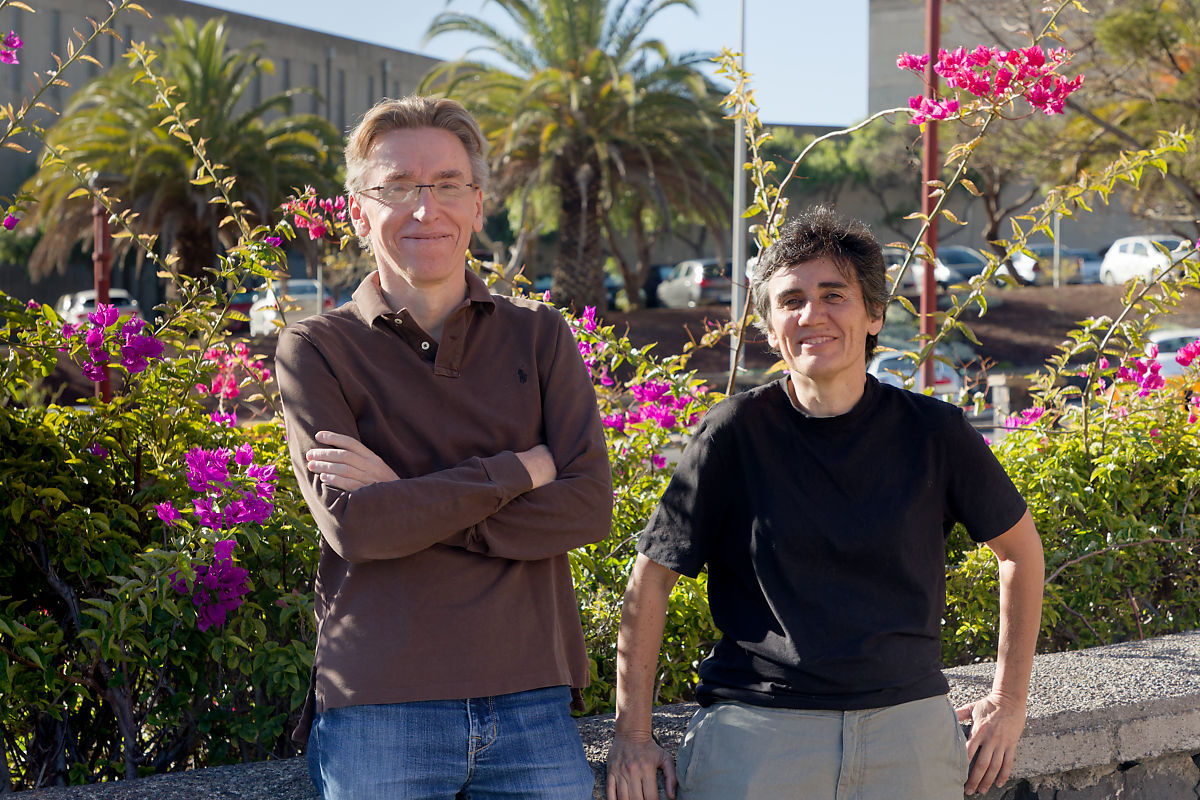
348,194,370,238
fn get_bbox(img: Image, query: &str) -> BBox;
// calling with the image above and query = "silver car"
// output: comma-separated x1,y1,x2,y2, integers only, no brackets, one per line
656,259,732,309
55,288,143,326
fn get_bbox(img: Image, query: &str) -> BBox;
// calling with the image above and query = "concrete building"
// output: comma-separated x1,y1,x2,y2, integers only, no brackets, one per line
1,0,440,200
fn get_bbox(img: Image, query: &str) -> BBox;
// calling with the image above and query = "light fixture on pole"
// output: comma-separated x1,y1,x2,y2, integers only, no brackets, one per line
729,0,747,382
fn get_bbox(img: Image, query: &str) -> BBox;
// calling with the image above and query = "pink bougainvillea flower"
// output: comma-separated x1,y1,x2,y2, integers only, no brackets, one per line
3,31,21,49
156,502,181,526
86,443,109,459
896,52,930,72
234,443,254,467
264,236,282,246
1004,405,1046,430
88,303,120,327
902,42,1083,125
3,214,20,230
170,540,250,631
210,410,237,428
601,413,626,433
185,446,232,494
0,49,17,66
580,306,599,333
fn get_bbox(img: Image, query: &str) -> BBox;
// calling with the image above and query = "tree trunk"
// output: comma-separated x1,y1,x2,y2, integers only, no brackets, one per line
551,154,606,311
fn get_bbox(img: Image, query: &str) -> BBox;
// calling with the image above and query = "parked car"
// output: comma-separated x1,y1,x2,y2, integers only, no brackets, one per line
56,288,142,326
656,258,732,309
882,246,964,293
1146,327,1200,378
1099,235,1189,285
937,245,990,281
1010,243,1101,285
642,264,676,308
868,349,964,396
248,279,334,336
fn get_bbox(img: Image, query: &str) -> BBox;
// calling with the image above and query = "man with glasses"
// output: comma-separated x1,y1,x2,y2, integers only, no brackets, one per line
276,96,611,799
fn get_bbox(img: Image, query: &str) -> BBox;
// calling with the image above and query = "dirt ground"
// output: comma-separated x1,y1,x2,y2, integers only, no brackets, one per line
605,283,1200,378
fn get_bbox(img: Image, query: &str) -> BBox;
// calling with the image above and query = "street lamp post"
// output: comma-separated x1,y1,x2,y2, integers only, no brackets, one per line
729,0,747,382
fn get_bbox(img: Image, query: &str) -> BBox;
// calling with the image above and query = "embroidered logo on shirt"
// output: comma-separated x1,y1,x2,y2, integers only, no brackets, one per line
517,368,528,384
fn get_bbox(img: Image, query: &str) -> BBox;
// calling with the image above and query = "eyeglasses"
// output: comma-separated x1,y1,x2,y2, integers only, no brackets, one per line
358,180,478,207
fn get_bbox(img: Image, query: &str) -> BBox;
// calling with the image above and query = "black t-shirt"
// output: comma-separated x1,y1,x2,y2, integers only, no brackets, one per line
638,375,1028,711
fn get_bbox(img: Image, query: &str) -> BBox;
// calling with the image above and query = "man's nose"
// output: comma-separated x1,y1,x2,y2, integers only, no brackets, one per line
797,300,823,324
411,192,437,220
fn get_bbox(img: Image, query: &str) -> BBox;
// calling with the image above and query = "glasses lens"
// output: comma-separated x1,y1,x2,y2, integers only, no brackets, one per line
370,181,473,205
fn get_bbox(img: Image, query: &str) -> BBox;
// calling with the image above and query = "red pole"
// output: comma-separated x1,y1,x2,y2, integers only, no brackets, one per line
92,194,112,402
920,0,941,391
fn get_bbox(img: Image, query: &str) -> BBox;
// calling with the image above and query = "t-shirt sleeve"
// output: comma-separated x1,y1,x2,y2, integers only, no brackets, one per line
637,414,732,578
944,409,1028,543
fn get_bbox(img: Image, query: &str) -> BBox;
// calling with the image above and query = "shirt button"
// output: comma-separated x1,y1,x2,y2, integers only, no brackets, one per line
420,341,430,350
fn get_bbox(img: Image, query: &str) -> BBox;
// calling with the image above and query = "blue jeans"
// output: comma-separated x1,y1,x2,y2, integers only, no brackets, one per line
306,685,595,799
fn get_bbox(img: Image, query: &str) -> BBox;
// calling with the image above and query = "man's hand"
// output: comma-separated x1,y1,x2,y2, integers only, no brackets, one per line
606,733,676,800
305,430,399,491
516,444,557,489
957,692,1027,795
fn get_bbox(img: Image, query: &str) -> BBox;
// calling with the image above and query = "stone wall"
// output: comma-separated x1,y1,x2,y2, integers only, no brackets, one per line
20,631,1200,799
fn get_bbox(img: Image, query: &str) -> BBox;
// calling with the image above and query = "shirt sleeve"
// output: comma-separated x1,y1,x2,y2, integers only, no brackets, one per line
944,409,1028,543
276,325,535,564
457,308,613,560
637,412,732,578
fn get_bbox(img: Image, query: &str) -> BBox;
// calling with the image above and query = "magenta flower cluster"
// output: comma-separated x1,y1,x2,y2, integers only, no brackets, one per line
1115,348,1166,397
602,378,702,433
1,30,21,65
2,213,18,230
1171,339,1200,371
169,540,250,632
283,189,347,240
62,303,165,381
186,444,278,529
1004,405,1046,430
570,306,616,387
1089,342,1200,423
898,44,1084,125
196,342,271,401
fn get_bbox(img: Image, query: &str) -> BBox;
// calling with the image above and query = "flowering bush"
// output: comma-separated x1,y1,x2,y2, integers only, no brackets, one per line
2,0,1198,789
899,44,1084,125
564,307,722,712
0,265,319,787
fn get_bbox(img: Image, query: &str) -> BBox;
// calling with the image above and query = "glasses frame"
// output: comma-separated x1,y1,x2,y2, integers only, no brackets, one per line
357,181,480,207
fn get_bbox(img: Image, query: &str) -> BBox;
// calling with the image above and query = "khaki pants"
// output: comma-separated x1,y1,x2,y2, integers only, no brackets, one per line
674,695,970,800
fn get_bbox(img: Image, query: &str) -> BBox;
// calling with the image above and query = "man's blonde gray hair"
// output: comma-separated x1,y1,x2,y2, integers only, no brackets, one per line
344,96,490,194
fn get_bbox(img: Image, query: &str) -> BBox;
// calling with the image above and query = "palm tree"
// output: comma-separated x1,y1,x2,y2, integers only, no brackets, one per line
422,0,732,310
23,17,343,281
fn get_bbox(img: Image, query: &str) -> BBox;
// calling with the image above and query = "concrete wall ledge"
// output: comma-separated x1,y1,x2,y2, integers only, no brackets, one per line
21,630,1200,799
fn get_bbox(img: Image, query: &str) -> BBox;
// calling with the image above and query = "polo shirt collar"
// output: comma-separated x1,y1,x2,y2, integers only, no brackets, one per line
352,269,497,378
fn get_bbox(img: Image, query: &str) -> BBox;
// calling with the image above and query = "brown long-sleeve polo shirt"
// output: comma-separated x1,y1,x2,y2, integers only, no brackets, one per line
276,270,612,723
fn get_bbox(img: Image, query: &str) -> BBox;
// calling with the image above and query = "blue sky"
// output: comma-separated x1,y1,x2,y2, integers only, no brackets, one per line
188,0,869,126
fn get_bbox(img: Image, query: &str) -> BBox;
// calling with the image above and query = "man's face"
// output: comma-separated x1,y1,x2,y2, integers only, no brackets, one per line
348,127,483,291
765,257,884,389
